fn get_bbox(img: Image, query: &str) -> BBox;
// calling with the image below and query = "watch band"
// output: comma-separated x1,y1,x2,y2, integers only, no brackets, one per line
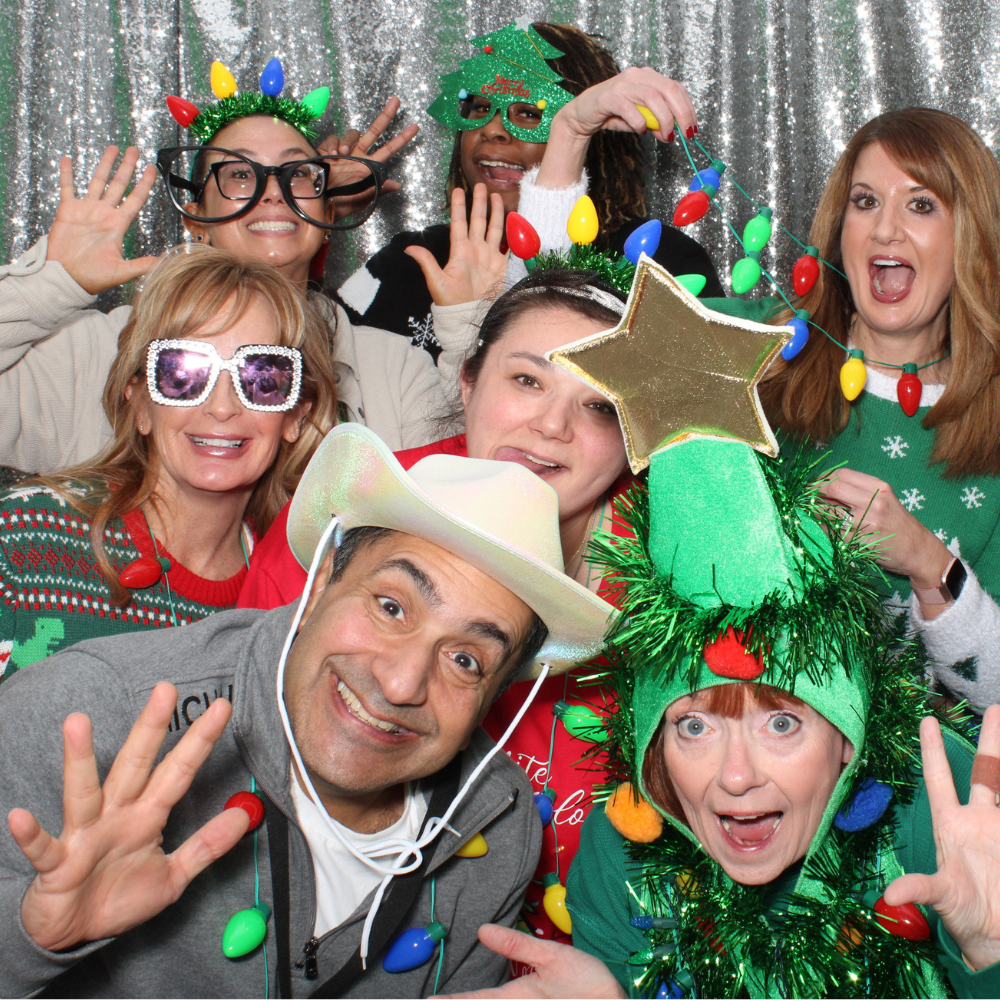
911,556,965,606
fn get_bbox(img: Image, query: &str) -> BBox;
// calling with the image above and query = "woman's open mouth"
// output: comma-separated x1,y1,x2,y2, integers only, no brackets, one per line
493,446,565,477
475,158,525,187
868,256,916,303
717,811,783,850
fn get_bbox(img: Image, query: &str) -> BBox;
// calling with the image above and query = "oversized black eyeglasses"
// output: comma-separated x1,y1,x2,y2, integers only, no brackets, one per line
156,146,387,230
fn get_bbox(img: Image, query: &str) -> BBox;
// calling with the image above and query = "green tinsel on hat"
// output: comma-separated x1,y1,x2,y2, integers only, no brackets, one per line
187,92,323,143
532,245,637,297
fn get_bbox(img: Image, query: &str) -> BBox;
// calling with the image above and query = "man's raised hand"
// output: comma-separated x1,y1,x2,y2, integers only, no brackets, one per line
9,682,248,952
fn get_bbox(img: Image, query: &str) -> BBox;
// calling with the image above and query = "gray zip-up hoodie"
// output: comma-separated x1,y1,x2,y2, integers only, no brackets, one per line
0,605,541,998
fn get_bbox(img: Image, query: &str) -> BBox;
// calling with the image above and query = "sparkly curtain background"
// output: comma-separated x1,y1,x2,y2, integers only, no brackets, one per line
2,0,999,301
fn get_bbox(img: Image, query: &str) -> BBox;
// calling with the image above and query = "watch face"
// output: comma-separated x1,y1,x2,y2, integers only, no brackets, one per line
944,558,967,600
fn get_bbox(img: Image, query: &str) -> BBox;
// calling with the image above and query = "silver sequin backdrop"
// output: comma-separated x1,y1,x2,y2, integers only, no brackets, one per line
2,1,999,299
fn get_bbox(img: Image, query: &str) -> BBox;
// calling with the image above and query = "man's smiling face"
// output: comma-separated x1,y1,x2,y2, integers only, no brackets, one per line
284,530,536,800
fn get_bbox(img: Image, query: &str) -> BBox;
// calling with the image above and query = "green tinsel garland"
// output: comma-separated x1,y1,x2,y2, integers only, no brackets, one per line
188,93,320,143
531,244,637,296
582,451,975,998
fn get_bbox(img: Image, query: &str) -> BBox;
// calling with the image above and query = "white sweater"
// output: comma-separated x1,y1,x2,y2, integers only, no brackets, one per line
0,237,482,472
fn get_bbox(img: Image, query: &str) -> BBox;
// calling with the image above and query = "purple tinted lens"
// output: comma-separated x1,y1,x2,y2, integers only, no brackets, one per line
239,353,294,406
154,348,213,401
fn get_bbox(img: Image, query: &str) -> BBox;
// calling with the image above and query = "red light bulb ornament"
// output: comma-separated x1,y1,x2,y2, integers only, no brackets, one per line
840,349,867,401
897,363,923,416
730,252,761,294
793,246,821,296
505,211,541,267
780,309,811,360
673,187,713,227
118,556,171,589
863,891,930,941
225,791,265,831
383,920,447,972
166,96,200,128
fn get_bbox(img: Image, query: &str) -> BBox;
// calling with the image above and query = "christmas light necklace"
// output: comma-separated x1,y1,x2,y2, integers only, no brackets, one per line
671,129,950,416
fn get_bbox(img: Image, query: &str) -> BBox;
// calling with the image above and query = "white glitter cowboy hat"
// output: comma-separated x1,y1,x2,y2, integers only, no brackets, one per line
286,423,614,677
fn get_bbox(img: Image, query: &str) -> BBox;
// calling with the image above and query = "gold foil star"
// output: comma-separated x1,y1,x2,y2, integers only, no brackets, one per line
548,255,791,473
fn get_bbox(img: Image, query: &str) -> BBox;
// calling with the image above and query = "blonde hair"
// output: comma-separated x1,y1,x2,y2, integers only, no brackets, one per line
760,107,1000,478
40,245,338,605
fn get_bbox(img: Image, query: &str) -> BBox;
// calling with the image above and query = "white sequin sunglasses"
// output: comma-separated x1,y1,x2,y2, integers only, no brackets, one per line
146,340,303,412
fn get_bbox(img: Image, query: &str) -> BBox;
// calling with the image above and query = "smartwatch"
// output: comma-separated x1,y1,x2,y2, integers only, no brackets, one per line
911,556,967,607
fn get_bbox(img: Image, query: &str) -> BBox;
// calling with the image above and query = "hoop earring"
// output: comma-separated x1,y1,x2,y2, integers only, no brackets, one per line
324,233,330,242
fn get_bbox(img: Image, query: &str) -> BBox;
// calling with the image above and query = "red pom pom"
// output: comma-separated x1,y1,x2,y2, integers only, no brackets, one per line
703,627,764,680
225,791,265,831
873,897,930,940
505,212,541,260
673,189,710,227
166,95,201,128
792,252,820,296
897,370,923,417
118,556,164,590
483,45,493,53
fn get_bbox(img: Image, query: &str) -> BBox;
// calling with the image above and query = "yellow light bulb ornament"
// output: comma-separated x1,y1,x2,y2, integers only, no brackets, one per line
210,61,238,99
541,873,572,934
635,105,660,130
567,195,599,245
840,348,867,401
455,832,489,858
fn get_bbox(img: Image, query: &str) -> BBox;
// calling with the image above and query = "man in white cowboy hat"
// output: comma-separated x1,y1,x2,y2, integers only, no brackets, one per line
0,424,612,999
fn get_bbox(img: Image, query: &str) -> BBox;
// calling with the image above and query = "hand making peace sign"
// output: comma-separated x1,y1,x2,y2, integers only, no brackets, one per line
885,703,1000,971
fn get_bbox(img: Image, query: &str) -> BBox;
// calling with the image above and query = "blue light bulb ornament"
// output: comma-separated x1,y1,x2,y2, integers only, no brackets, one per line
259,58,284,97
780,309,811,360
655,971,695,998
383,920,447,973
623,219,662,264
688,159,726,193
534,788,557,826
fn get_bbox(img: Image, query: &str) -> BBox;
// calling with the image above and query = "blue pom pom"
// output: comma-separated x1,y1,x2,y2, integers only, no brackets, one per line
834,778,893,831
458,88,468,100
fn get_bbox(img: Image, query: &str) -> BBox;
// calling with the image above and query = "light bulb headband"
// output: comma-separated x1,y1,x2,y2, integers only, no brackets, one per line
166,58,331,143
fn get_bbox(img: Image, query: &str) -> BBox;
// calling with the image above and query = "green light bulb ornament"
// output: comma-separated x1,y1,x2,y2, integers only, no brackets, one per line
730,252,762,294
553,700,607,742
222,901,271,959
300,86,331,118
742,207,773,253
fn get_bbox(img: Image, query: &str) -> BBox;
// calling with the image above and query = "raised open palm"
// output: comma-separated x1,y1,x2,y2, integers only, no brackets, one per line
406,184,507,307
9,682,248,952
46,144,160,295
884,704,1000,970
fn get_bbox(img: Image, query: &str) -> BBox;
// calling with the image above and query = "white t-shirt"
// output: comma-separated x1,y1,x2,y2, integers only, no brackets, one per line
290,772,428,937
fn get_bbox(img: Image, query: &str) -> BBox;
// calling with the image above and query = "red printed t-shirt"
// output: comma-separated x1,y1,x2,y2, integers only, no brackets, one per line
236,434,636,946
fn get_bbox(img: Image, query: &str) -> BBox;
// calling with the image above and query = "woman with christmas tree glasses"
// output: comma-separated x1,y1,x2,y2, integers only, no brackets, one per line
338,20,723,350
447,440,1000,999
0,246,337,681
0,61,494,474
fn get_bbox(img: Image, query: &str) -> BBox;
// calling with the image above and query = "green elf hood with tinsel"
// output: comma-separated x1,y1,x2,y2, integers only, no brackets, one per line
628,437,872,850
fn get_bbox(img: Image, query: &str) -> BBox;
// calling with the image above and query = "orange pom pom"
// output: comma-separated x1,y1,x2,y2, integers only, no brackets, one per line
604,782,663,842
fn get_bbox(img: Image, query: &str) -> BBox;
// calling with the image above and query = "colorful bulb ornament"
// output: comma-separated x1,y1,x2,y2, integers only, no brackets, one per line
118,556,171,590
623,220,662,264
534,788,557,826
840,349,867,401
631,915,678,930
455,832,489,858
225,791,265,831
210,61,238,99
166,96,201,128
864,891,930,941
673,187,713,227
259,57,285,96
897,363,923,416
742,207,773,253
553,700,607,742
635,105,660,130
780,309,811,360
674,273,707,296
505,212,541,260
300,87,331,118
541,873,572,934
567,195,600,245
688,159,726,193
730,252,761,294
656,973,695,999
222,902,271,958
792,246,821,295
383,920,447,972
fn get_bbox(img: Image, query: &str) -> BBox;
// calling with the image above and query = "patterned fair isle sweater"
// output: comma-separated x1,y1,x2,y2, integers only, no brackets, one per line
0,486,248,682
708,295,1000,709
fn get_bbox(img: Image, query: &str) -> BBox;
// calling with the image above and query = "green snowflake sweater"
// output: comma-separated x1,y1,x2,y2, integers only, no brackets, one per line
0,485,249,682
706,296,1000,708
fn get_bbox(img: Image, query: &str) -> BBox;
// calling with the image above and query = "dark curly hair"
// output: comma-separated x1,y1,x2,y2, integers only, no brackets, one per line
445,22,647,247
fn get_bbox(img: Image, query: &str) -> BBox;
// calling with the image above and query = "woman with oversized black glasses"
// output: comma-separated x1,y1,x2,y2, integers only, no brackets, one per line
0,105,495,475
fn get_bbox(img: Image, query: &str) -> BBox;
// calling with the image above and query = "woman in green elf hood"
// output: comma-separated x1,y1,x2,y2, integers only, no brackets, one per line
451,439,1000,999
